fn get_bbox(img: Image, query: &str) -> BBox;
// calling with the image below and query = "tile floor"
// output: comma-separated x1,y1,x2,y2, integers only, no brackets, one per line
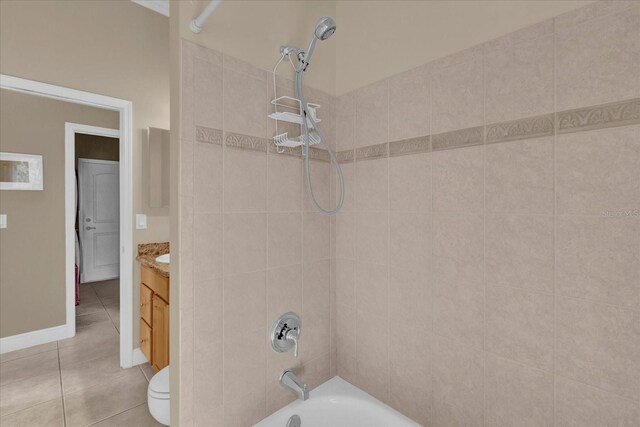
0,280,161,426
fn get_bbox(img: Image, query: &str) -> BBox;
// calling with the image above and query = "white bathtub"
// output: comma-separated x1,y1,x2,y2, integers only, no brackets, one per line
254,377,421,427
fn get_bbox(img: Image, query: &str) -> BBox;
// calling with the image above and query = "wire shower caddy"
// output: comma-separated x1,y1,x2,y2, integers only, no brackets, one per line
268,95,322,149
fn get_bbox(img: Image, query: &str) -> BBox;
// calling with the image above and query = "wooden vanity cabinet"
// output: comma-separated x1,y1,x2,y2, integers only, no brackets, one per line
151,296,170,371
140,265,170,372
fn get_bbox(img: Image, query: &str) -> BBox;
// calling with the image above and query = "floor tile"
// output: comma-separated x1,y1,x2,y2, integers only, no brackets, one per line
58,333,119,368
0,398,64,427
61,352,135,395
104,303,120,332
91,404,163,426
139,363,155,382
63,368,148,427
58,320,118,350
99,296,120,307
75,310,112,330
0,372,61,417
0,350,59,387
78,284,100,303
75,300,105,317
91,279,120,301
0,342,57,364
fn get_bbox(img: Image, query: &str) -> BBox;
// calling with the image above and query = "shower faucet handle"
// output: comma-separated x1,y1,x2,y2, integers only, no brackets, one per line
285,328,299,358
270,312,302,358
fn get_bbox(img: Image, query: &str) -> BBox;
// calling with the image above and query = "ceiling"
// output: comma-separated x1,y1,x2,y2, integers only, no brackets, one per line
131,0,169,17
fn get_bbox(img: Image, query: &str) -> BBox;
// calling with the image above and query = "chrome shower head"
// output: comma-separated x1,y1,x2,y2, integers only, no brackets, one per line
315,17,336,40
302,16,336,71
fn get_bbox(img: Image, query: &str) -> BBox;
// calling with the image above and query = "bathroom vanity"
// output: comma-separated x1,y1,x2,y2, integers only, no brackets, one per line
136,243,170,372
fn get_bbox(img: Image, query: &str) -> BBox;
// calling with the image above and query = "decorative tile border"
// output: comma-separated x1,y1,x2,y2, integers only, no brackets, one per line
341,97,639,161
268,141,301,158
557,98,640,134
432,126,484,151
200,98,639,164
308,147,331,162
336,149,355,163
355,143,389,161
486,114,554,144
389,136,431,157
195,126,223,145
225,132,268,153
196,130,331,162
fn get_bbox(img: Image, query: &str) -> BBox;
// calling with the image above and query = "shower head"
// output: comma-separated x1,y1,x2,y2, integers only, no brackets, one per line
315,17,336,40
301,16,336,71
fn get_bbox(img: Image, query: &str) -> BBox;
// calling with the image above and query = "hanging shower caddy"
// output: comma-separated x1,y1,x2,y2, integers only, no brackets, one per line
268,95,322,148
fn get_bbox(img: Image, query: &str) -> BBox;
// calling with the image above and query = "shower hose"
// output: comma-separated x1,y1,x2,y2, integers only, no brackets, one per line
295,70,345,215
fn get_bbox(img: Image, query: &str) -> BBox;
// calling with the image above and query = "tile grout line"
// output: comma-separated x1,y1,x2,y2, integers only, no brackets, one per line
428,65,435,425
385,78,390,403
552,15,558,427
93,283,120,333
57,326,67,426
353,87,358,389
263,77,268,420
84,403,149,426
220,50,226,426
0,345,59,365
481,40,487,427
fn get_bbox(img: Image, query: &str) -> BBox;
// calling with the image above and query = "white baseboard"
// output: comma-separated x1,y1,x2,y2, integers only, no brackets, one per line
132,347,148,366
0,324,70,354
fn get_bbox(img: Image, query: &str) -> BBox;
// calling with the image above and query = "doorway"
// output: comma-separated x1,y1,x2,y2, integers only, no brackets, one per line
65,121,135,367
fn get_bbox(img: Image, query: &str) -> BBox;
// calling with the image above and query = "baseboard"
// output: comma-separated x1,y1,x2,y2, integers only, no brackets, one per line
0,324,69,354
132,347,148,366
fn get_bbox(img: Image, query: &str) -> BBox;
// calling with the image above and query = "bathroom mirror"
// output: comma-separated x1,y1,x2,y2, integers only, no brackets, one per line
147,127,170,208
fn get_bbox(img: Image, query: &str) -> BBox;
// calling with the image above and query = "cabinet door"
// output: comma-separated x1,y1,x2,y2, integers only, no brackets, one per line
141,266,169,302
140,318,152,363
140,284,153,326
151,295,170,371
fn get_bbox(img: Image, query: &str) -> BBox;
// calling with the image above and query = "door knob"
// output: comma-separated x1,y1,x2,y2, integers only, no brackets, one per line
85,226,96,230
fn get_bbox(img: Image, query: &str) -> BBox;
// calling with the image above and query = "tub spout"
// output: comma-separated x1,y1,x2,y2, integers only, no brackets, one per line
280,370,309,401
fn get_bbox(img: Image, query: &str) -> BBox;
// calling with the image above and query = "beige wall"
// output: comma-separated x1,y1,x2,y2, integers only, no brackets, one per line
0,0,170,344
335,0,594,94
180,1,593,96
179,0,336,96
0,89,119,337
333,1,640,425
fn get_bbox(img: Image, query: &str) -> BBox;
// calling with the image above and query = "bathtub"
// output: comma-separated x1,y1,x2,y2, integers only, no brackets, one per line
254,376,421,427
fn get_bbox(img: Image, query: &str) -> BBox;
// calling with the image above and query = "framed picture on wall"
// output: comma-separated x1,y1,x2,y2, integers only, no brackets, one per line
0,152,43,190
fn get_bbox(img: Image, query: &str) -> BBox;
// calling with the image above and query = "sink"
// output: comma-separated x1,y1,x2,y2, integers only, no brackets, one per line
155,253,170,264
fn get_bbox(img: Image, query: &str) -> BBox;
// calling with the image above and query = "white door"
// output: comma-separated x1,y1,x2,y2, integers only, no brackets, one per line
78,158,120,283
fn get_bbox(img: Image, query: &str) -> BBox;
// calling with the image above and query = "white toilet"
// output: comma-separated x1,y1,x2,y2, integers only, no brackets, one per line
148,366,170,425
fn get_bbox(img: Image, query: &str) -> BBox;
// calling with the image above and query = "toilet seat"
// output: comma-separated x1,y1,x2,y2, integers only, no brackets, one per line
148,366,170,426
149,388,170,400
149,366,170,394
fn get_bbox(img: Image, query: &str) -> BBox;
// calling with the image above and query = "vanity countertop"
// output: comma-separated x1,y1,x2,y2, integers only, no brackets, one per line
136,242,170,278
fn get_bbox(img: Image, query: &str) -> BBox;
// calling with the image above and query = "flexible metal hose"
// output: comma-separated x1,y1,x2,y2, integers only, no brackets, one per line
295,70,345,215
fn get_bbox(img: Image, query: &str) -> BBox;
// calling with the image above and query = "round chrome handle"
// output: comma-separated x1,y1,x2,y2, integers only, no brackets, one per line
270,312,302,357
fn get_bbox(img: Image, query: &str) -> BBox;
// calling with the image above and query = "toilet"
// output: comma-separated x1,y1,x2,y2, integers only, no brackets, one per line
148,366,170,425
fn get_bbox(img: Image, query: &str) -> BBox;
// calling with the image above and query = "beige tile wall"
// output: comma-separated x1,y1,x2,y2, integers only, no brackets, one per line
179,41,336,426
177,2,638,425
334,2,639,426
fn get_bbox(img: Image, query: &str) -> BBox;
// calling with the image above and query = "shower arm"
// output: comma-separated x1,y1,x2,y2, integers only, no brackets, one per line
189,0,222,34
